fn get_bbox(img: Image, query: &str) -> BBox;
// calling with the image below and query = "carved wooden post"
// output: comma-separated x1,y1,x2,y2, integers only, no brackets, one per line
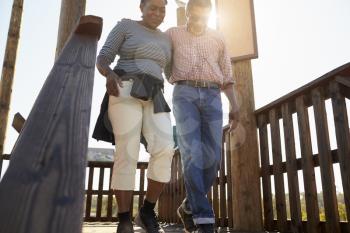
55,0,86,59
0,16,102,233
0,0,24,157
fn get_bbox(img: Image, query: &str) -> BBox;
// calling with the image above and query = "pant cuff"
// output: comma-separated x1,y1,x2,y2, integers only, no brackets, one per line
193,217,215,225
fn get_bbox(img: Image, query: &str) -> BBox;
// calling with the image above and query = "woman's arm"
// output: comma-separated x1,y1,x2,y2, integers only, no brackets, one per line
96,55,123,97
96,19,128,96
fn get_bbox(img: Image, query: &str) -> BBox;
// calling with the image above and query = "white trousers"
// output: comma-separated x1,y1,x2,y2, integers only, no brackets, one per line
108,81,174,190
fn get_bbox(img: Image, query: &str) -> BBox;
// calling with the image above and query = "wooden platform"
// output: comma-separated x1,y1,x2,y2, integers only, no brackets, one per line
82,222,253,233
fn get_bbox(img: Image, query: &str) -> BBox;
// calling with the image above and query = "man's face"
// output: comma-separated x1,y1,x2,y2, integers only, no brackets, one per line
186,5,211,35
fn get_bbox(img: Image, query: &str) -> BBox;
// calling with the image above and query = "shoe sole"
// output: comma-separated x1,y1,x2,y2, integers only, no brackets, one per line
177,208,191,233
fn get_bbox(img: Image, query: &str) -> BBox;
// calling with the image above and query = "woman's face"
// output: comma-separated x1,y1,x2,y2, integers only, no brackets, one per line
140,0,166,29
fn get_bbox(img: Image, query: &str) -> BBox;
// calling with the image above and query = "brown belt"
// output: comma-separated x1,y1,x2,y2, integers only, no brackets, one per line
175,80,220,89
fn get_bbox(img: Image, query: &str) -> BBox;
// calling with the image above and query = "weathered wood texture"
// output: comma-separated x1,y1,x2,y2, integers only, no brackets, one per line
296,96,320,233
281,103,302,232
55,0,86,59
312,88,341,233
330,82,350,233
0,0,24,157
256,65,350,233
0,16,102,233
11,112,25,133
258,115,274,231
269,109,288,233
230,60,263,231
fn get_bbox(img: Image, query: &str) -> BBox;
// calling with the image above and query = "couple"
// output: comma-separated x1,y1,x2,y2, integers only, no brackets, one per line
93,0,239,232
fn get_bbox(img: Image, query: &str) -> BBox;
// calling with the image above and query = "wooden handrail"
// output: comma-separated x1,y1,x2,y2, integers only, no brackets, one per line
0,15,102,233
254,62,350,117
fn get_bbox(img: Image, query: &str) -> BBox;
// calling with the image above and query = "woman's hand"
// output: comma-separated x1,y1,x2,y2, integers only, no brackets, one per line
106,71,123,97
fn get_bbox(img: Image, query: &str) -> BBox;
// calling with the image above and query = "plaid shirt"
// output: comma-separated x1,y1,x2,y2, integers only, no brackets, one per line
165,26,234,86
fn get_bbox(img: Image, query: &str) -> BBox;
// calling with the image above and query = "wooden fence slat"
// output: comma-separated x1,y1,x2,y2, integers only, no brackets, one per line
175,152,182,223
312,88,341,233
96,168,104,219
296,96,320,233
107,168,113,220
175,153,180,223
139,166,145,210
269,108,288,232
281,103,302,232
0,16,102,233
225,132,234,228
213,175,219,224
258,114,274,231
330,81,350,231
85,167,94,219
219,136,227,227
171,155,176,223
0,157,3,179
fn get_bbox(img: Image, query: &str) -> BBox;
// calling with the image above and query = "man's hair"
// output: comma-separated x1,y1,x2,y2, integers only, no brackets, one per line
187,0,212,9
140,0,168,4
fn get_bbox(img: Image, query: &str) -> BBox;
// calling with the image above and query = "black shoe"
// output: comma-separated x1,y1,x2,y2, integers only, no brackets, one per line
134,207,164,233
117,220,134,233
177,205,198,232
197,224,215,233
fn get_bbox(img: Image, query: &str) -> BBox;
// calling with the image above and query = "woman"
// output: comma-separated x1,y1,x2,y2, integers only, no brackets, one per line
92,0,174,232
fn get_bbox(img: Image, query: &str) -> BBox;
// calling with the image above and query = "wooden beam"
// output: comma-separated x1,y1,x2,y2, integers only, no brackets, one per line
0,15,102,233
230,60,263,231
55,0,86,59
0,0,24,156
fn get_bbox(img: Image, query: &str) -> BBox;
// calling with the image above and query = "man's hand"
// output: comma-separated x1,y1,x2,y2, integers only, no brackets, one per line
228,110,239,132
106,72,123,97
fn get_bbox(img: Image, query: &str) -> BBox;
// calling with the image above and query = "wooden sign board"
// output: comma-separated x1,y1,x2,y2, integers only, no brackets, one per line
216,0,258,61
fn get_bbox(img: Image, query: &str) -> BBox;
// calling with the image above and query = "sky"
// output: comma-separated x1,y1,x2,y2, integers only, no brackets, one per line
1,0,350,193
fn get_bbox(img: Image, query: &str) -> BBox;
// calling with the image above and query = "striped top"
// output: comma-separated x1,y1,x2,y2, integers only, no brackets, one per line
166,26,234,86
99,18,171,81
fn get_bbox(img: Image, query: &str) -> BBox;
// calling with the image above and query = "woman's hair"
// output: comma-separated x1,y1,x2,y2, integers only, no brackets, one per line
140,0,168,4
187,0,212,9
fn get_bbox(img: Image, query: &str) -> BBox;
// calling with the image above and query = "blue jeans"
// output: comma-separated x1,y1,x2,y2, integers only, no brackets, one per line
172,84,223,224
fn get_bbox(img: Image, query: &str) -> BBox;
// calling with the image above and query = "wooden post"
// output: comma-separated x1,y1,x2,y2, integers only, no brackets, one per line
0,0,24,156
0,16,102,233
231,60,263,231
55,0,86,59
177,7,186,26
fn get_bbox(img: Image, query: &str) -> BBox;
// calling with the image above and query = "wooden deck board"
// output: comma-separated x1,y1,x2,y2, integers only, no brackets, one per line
82,223,268,233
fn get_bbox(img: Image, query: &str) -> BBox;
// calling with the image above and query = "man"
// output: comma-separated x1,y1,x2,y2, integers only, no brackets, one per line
166,0,239,232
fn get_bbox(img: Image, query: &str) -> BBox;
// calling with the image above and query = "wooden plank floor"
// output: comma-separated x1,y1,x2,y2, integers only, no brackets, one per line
82,222,259,233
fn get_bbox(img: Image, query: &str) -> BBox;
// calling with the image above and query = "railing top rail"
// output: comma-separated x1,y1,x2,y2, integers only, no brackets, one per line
254,62,350,116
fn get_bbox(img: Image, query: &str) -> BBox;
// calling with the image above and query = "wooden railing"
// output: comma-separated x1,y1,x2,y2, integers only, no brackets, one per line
0,16,102,233
84,160,148,222
82,127,234,228
255,63,350,233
